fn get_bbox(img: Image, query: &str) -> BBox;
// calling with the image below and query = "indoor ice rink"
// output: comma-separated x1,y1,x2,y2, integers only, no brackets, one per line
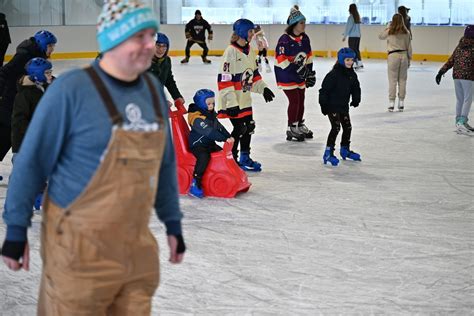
0,1,473,315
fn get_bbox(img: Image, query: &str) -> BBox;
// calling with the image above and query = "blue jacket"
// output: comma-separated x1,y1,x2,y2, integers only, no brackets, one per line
3,61,183,242
343,15,361,38
188,103,230,148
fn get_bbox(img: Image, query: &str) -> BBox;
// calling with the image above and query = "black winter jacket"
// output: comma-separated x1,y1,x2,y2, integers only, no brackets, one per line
0,13,11,47
0,38,46,116
319,63,361,115
148,56,182,100
185,18,213,43
11,76,46,152
188,103,230,149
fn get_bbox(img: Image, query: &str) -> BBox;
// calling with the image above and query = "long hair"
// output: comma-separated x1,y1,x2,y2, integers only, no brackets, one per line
349,4,361,24
388,13,409,35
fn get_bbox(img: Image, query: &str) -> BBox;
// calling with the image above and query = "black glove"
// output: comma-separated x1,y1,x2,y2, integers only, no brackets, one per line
435,72,443,85
226,106,240,117
297,65,310,80
1,240,26,261
321,106,328,116
174,235,186,254
350,102,359,108
263,87,275,103
305,71,316,88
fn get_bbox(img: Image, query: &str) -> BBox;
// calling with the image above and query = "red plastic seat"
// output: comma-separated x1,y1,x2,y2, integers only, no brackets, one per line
169,100,251,198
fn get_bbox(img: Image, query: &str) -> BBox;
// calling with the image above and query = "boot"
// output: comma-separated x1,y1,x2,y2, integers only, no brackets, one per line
286,123,305,141
340,145,361,161
398,99,404,112
298,120,313,138
456,117,474,136
239,151,262,172
189,178,204,198
388,100,395,112
463,117,474,131
202,56,211,64
323,147,339,166
180,57,189,64
34,193,43,211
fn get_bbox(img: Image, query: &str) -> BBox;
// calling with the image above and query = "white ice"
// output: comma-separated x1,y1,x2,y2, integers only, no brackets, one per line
0,57,473,315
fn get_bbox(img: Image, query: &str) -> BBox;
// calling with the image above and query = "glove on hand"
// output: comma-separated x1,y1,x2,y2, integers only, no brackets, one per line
350,102,359,108
1,240,26,261
226,106,240,117
321,106,329,116
174,235,186,254
305,71,316,88
297,66,310,80
263,88,275,103
435,72,443,85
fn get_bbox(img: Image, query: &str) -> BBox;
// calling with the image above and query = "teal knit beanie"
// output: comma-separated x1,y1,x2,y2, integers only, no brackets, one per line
287,5,306,25
97,0,158,53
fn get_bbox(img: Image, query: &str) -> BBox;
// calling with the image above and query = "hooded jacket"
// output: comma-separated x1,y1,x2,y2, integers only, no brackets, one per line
11,76,47,152
148,55,182,100
439,37,474,81
0,38,46,114
185,17,213,43
188,103,230,149
319,63,361,115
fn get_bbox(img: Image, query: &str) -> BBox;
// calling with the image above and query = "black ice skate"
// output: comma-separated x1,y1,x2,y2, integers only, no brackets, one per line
286,123,305,141
298,120,313,138
180,57,189,64
202,56,211,64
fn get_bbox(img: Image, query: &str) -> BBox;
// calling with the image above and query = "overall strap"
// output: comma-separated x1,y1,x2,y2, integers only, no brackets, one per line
85,66,124,125
143,73,165,127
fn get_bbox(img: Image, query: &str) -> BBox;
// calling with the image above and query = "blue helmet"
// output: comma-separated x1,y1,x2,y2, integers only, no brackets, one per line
337,47,356,66
233,19,255,41
156,32,170,55
34,30,57,54
193,89,215,111
26,57,52,83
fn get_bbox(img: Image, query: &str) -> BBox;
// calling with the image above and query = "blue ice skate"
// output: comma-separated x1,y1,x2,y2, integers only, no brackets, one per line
239,152,262,172
34,193,43,210
340,146,361,161
323,147,339,166
188,179,204,198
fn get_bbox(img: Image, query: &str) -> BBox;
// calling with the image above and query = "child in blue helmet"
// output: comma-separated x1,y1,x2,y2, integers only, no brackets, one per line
188,89,233,198
148,32,185,106
319,48,361,166
11,57,53,209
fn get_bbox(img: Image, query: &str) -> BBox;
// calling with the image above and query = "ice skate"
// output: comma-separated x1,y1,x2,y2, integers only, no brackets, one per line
298,120,313,139
388,100,395,112
456,123,474,136
201,56,211,64
265,60,272,73
398,100,404,112
286,123,305,141
323,147,339,166
188,179,204,198
257,57,262,72
180,57,189,64
239,151,262,172
340,146,361,161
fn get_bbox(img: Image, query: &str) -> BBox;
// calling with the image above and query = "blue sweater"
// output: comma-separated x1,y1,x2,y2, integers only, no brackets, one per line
343,15,361,38
3,61,183,242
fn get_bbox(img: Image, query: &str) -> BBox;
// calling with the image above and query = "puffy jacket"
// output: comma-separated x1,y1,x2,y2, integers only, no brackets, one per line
0,38,46,113
188,103,230,148
319,63,361,114
439,37,474,81
11,76,46,152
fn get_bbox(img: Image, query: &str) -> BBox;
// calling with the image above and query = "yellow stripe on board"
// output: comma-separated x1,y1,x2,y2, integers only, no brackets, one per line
4,50,449,62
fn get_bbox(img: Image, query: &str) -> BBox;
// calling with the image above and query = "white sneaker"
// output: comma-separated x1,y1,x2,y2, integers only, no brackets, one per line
456,123,474,136
464,122,474,131
388,100,395,112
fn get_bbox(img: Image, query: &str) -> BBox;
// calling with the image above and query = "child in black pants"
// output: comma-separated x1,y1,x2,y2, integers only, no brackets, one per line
319,48,361,166
188,89,233,198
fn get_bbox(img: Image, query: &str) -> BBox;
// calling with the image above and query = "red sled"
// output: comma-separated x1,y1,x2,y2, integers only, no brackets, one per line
169,100,251,198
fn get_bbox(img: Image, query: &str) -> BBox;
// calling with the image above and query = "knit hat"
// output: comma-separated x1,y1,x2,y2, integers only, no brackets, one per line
287,5,305,25
465,25,474,39
97,0,158,53
195,10,202,16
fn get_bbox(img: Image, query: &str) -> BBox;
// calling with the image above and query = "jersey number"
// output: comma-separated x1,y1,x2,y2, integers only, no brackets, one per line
223,62,230,72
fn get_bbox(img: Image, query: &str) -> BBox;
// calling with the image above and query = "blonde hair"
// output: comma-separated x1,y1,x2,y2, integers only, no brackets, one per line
389,13,409,35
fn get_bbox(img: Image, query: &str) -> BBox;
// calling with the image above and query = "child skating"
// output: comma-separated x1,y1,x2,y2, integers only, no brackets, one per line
319,48,361,166
254,25,271,73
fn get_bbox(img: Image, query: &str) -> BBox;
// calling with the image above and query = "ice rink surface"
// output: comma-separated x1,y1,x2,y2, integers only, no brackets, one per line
0,56,473,315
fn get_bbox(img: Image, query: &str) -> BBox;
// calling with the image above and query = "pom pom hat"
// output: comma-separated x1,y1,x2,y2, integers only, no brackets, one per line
287,5,305,25
97,0,158,53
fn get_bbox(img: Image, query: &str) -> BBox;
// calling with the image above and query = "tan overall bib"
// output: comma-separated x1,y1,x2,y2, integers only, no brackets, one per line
37,67,166,315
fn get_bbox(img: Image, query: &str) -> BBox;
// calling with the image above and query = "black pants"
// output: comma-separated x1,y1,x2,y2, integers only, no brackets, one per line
185,40,209,58
348,37,361,62
258,48,267,58
326,112,352,148
0,43,8,66
0,105,12,161
191,144,222,185
230,115,253,159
